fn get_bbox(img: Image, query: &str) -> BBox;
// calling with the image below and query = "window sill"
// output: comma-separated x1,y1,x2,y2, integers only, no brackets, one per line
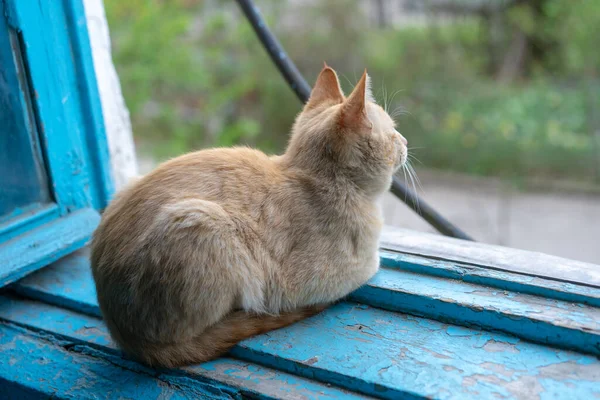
1,231,599,399
381,226,600,288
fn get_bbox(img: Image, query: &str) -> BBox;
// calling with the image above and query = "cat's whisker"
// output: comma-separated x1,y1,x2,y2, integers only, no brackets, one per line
393,103,410,112
340,74,354,91
391,111,407,120
405,162,417,192
387,90,408,119
383,83,388,113
400,165,410,203
387,89,404,109
407,153,423,165
391,106,412,119
406,169,419,212
400,163,419,213
404,160,422,207
406,164,421,213
407,162,424,194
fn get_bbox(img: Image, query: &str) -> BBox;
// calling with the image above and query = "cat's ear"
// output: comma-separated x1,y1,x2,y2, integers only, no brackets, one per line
307,64,344,108
341,70,373,130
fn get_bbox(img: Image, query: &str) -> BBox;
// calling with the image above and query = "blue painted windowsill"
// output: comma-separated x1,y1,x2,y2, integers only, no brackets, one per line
1,231,599,400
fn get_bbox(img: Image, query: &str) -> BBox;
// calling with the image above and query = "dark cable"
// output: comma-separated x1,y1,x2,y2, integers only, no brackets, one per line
235,0,312,103
390,179,473,241
235,0,474,241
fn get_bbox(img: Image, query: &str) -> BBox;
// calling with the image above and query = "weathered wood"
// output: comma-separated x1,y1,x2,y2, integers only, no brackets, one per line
6,234,600,399
12,249,102,317
0,0,113,288
3,0,598,398
0,209,99,288
231,303,600,399
352,266,600,356
0,298,371,400
14,248,600,357
380,251,600,307
0,324,233,400
5,0,114,212
381,226,600,287
2,293,599,399
0,205,59,244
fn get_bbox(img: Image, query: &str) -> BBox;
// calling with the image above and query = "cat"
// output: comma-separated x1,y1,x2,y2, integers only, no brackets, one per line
90,65,408,368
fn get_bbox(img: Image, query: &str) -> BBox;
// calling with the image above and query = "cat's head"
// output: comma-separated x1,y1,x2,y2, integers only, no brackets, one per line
285,64,408,196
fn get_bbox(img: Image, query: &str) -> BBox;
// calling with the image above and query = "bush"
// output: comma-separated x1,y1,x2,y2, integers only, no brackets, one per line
103,0,599,184
400,81,597,179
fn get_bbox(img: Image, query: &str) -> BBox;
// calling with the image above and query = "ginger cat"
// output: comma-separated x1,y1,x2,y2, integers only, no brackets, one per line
91,66,408,368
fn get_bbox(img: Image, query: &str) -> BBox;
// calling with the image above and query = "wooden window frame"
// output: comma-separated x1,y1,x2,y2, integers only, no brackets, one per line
0,0,113,286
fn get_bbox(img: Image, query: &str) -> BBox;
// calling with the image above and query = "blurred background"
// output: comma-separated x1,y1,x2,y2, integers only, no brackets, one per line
103,0,600,263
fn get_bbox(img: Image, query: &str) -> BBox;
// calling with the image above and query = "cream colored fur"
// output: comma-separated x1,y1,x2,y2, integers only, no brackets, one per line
91,66,408,367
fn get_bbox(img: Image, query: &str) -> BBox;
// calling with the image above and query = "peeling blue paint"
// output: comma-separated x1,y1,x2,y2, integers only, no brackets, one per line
0,209,99,288
4,0,597,398
230,302,600,399
380,251,600,307
1,290,599,399
351,266,600,356
15,248,600,359
13,249,102,317
6,0,113,212
0,299,369,399
0,0,112,286
0,324,235,400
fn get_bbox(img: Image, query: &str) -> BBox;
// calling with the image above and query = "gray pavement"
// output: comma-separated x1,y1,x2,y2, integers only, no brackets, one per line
382,170,600,264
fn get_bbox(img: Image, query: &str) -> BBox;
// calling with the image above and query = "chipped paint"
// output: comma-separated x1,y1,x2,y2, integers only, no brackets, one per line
380,226,600,290
5,0,114,211
351,266,600,356
0,280,599,399
0,209,99,287
3,223,600,399
0,0,113,287
11,248,600,398
0,324,235,400
0,298,370,399
9,286,592,400
230,302,600,399
379,251,600,307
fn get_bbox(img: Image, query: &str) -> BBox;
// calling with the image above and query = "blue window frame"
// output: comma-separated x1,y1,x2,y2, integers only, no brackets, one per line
0,0,113,287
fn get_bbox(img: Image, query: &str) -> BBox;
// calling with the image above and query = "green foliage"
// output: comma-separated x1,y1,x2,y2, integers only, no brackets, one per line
399,81,597,179
364,19,487,86
509,0,600,76
104,0,291,158
104,0,599,183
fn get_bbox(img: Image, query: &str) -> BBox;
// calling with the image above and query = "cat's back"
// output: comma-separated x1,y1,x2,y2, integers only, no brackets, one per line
104,146,278,217
92,146,279,270
143,146,279,199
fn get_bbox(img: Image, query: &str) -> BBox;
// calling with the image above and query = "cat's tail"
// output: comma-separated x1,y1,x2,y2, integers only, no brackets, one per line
136,305,327,368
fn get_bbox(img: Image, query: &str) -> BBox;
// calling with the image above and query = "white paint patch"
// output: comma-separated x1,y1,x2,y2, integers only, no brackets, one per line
84,0,138,190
